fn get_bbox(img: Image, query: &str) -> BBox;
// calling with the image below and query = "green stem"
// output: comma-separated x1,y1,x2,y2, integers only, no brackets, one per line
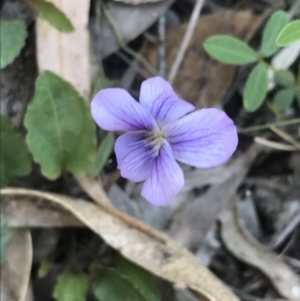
102,4,157,76
238,118,300,133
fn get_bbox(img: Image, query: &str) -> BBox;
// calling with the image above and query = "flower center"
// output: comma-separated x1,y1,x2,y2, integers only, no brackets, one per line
146,130,165,157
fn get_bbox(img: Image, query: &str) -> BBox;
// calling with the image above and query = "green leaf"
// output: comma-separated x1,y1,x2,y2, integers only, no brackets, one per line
243,63,269,112
273,89,295,110
38,257,53,278
0,19,27,69
274,70,296,88
53,267,88,301
0,115,32,187
203,35,258,65
261,10,289,57
29,0,74,33
276,20,300,46
0,214,17,263
93,268,147,301
24,71,96,180
115,254,161,301
90,132,115,177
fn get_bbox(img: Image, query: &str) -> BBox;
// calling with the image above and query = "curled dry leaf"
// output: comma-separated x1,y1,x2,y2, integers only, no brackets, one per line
1,188,240,301
36,0,90,99
0,231,32,301
219,202,300,301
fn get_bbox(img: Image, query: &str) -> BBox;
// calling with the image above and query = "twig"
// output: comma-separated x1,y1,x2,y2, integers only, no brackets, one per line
269,125,300,150
238,118,300,133
157,14,166,78
254,137,299,151
102,5,157,75
104,170,120,192
168,0,205,84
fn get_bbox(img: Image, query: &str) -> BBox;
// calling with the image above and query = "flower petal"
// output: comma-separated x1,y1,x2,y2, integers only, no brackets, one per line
115,132,156,182
163,108,238,168
91,88,157,131
139,77,195,125
141,142,184,206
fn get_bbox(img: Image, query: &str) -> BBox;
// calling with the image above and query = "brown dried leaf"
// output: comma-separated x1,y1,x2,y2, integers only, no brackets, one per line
143,10,269,108
1,188,240,301
0,231,32,301
219,202,300,301
36,0,91,99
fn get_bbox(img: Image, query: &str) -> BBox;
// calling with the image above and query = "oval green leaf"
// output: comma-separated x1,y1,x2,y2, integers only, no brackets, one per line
0,19,27,69
261,10,289,57
243,63,269,112
115,254,161,301
276,20,300,46
93,268,147,301
24,71,96,180
29,0,74,33
273,89,295,110
0,115,32,187
53,268,88,301
274,70,296,88
203,35,258,65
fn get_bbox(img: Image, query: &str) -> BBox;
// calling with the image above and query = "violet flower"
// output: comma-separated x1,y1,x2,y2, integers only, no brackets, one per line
91,77,238,206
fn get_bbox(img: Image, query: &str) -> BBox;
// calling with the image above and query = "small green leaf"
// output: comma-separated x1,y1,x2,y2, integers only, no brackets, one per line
243,63,269,112
38,257,53,278
0,214,17,263
203,35,258,65
53,267,88,301
273,89,295,110
274,70,296,88
261,10,289,57
24,71,96,180
90,132,115,177
276,20,300,46
29,0,74,33
115,254,161,301
93,268,147,301
0,19,27,69
0,115,32,187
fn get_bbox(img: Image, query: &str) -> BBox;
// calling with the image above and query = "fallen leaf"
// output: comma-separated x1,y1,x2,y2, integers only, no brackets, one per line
0,231,32,301
219,201,300,301
97,0,175,58
36,0,90,99
1,188,241,301
168,144,261,249
143,10,271,108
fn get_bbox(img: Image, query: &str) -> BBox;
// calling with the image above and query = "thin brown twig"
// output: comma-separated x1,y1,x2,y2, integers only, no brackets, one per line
269,125,300,150
254,136,299,151
168,0,205,84
104,170,121,192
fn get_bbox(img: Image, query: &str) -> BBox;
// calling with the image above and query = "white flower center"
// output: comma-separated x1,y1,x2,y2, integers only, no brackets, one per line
146,130,165,157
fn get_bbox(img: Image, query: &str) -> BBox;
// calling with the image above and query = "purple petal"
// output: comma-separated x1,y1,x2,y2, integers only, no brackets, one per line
115,132,155,182
162,108,238,168
91,88,157,131
139,77,195,125
141,142,184,206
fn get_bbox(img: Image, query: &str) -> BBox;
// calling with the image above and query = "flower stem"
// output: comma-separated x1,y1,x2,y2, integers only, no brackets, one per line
102,4,157,76
238,118,300,133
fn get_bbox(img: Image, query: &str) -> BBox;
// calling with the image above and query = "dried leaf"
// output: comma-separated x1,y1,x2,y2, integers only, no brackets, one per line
36,0,90,98
1,188,240,301
219,203,300,301
0,231,32,301
98,0,175,58
143,10,269,108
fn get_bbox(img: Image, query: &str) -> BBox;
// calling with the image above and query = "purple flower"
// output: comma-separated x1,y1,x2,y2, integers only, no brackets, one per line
91,77,238,206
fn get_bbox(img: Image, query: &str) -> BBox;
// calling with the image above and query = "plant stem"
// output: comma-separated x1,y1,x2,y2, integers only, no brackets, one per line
238,118,300,133
102,4,157,76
